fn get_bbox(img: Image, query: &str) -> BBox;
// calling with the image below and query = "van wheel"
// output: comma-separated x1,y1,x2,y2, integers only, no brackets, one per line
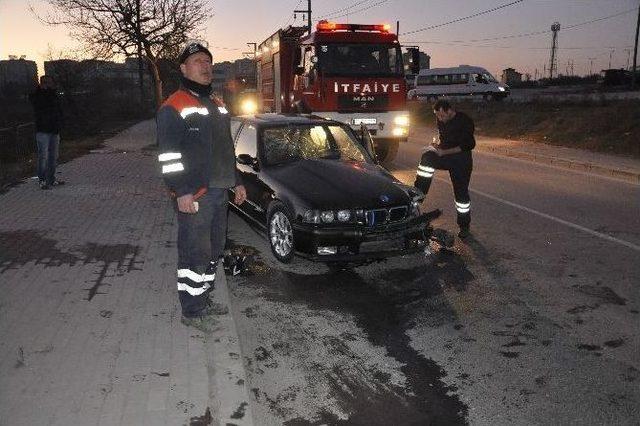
267,202,295,263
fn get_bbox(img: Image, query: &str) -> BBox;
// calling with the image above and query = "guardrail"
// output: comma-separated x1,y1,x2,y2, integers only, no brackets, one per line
0,122,36,170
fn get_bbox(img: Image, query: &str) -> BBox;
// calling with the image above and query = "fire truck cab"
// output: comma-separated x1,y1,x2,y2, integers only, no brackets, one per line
256,21,411,164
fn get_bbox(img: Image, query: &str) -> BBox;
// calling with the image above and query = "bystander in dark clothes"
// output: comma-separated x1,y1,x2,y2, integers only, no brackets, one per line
29,75,65,190
414,99,475,239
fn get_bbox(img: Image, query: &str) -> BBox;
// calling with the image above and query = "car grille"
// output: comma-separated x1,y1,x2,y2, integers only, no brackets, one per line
364,206,408,226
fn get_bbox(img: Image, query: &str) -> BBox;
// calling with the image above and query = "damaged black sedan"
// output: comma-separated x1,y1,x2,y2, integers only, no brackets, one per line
230,114,433,263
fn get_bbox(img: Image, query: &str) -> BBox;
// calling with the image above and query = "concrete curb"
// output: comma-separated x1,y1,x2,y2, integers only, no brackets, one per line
206,265,254,426
474,144,640,184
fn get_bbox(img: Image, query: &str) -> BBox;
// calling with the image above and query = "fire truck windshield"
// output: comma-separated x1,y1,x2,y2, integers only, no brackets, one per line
317,44,403,77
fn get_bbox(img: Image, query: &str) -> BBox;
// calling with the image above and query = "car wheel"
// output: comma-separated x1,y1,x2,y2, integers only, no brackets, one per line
268,202,295,263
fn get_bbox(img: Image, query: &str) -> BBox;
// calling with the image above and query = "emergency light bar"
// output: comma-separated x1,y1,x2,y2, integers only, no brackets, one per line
316,20,391,33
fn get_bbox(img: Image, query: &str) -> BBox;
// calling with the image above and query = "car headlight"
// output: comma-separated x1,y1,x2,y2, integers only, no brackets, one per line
303,210,321,224
394,115,410,126
498,86,506,92
320,211,335,223
392,127,408,137
337,210,351,222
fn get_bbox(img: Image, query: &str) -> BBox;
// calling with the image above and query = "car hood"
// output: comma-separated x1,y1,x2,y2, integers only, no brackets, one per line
266,159,411,209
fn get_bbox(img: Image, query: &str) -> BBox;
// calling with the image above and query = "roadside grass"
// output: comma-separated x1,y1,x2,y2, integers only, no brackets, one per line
411,99,640,158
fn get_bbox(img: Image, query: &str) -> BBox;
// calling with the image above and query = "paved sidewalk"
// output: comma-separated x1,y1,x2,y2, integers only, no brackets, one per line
0,120,251,426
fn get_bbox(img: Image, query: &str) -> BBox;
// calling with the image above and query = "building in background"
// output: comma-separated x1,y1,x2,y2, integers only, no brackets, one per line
0,58,38,96
501,67,522,86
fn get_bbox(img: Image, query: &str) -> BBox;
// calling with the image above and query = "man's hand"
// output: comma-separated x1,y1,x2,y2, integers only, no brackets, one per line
425,145,441,156
233,185,247,205
177,193,198,214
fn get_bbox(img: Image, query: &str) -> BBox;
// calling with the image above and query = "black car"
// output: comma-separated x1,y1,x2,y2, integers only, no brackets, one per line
229,113,433,263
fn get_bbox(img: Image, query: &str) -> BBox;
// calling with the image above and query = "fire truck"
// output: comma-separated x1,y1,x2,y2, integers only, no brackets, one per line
256,21,417,164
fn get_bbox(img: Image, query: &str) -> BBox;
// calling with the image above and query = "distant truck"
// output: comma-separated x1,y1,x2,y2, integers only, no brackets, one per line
408,65,509,102
255,20,418,164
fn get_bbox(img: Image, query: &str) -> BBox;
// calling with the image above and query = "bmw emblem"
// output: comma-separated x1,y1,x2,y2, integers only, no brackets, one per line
380,194,390,203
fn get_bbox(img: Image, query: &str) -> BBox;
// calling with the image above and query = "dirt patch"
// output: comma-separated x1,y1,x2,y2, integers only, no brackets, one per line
411,99,640,157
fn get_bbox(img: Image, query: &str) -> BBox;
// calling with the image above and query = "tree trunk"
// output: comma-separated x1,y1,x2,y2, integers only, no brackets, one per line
146,55,163,109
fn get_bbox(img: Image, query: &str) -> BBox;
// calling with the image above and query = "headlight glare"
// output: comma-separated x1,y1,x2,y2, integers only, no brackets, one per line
392,127,407,137
394,115,410,126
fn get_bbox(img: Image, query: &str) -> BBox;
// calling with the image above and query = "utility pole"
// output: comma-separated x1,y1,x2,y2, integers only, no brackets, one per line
632,2,639,90
548,22,560,79
295,0,312,34
243,42,257,58
608,49,614,69
588,57,596,76
136,0,144,106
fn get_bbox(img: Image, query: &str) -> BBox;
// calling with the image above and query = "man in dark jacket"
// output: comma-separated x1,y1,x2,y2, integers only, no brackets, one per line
414,99,475,239
156,41,246,332
29,75,64,189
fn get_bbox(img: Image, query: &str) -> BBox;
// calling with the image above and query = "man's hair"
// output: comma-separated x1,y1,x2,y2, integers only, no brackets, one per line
433,99,452,112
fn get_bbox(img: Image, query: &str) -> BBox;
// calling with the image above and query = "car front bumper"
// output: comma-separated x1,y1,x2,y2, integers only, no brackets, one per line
291,213,432,262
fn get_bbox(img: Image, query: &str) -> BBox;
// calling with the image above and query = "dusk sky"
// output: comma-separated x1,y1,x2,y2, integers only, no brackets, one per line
1,0,638,78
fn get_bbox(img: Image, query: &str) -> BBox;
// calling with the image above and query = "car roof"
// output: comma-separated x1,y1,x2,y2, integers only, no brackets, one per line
231,113,342,127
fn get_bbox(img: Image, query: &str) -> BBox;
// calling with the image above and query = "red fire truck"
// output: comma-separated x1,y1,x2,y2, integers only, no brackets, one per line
256,21,416,164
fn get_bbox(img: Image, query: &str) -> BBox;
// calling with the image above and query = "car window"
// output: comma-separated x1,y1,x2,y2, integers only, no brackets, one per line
262,124,369,166
235,124,257,158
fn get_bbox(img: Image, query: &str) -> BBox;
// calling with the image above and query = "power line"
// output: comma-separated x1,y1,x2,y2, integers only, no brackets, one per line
282,0,304,28
316,0,373,20
401,0,525,36
324,0,389,21
404,8,637,46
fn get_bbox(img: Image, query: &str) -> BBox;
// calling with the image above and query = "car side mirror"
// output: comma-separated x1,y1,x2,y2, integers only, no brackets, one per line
237,153,257,166
408,48,420,75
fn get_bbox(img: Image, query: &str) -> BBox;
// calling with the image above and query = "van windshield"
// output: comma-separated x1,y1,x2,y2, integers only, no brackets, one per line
317,44,403,77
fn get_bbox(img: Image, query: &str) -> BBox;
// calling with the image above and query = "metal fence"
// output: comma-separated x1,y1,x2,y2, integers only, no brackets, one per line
0,122,35,167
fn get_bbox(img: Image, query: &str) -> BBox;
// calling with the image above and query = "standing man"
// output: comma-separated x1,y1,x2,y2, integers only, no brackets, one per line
29,75,64,190
157,41,246,332
414,100,475,239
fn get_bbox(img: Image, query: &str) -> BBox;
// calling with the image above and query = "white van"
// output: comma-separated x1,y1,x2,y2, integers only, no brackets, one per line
408,65,509,101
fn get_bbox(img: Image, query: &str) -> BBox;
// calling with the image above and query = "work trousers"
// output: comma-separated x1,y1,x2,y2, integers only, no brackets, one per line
415,150,473,228
175,187,229,318
36,132,59,184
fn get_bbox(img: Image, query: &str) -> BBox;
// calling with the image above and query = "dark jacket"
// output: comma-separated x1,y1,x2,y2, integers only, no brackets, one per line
437,111,475,152
29,87,63,133
157,88,239,197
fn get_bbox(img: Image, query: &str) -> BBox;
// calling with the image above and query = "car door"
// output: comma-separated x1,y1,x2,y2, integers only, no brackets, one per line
234,122,264,223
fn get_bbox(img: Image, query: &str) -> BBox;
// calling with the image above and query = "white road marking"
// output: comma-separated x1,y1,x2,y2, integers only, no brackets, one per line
394,165,640,253
469,184,640,253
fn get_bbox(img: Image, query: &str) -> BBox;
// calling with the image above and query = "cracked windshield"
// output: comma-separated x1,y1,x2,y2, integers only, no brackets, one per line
262,125,369,165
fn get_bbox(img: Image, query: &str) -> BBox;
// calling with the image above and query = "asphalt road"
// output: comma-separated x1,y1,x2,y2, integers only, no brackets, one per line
223,132,640,425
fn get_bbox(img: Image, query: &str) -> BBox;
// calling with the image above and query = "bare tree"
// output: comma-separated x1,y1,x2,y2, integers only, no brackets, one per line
36,0,212,106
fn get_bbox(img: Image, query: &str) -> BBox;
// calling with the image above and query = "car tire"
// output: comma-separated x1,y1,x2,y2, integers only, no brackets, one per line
267,202,295,263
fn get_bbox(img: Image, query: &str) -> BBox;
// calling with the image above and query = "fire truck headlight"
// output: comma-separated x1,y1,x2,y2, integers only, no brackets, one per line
394,115,410,127
241,99,257,115
392,127,407,137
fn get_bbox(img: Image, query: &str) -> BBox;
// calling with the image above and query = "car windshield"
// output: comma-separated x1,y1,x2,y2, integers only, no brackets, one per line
317,44,403,77
262,124,370,166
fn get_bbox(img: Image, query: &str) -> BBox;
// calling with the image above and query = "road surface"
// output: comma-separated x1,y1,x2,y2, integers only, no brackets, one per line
224,130,640,425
